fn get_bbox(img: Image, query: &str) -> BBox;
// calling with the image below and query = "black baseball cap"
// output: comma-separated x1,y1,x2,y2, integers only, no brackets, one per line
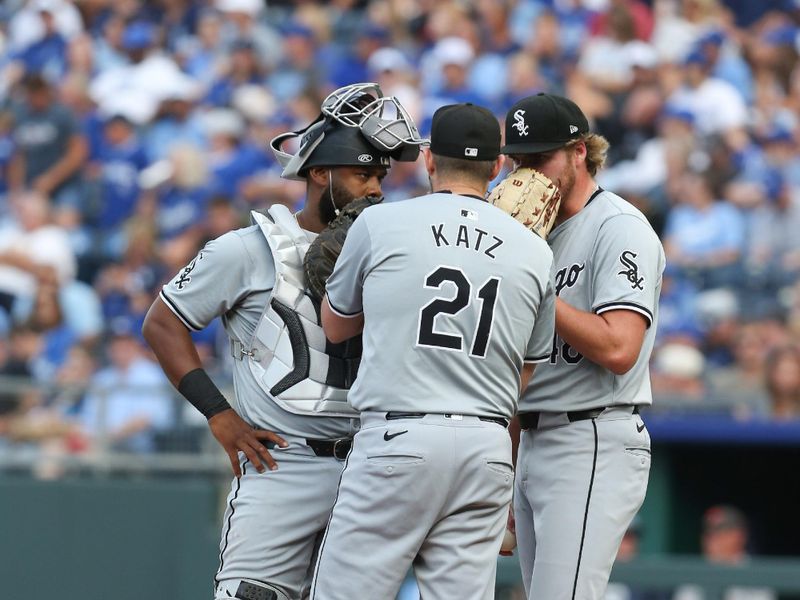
430,103,501,161
501,93,589,154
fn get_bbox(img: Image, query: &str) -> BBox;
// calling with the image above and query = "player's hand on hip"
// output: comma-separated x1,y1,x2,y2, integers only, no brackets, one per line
208,409,288,477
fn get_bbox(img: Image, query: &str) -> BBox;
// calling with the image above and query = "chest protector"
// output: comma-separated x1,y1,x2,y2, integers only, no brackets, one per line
234,205,359,417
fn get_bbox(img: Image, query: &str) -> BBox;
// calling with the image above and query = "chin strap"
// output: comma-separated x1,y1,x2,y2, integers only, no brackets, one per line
328,170,340,217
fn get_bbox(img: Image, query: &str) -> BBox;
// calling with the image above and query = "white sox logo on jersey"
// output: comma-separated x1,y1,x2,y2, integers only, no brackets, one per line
512,109,529,136
554,262,585,296
175,251,204,290
618,251,644,290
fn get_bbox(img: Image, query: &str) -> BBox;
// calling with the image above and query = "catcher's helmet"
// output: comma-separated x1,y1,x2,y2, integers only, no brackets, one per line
271,83,426,181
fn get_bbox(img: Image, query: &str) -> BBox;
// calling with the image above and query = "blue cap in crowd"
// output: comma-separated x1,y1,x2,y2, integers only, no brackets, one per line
122,21,156,51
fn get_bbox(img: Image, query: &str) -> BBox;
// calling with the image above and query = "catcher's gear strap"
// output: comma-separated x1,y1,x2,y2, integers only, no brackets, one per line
237,205,357,417
178,368,231,419
234,580,287,600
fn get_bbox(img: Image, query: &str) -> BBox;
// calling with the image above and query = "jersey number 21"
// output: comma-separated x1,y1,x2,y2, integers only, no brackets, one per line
416,266,500,358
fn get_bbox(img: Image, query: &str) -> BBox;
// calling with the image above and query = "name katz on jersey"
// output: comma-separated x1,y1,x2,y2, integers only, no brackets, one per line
430,223,504,258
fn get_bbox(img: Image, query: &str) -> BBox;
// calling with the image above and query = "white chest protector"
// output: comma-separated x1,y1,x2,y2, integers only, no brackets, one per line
232,205,358,418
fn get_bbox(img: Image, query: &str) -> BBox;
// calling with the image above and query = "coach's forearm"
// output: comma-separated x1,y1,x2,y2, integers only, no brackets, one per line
555,298,638,375
142,296,204,387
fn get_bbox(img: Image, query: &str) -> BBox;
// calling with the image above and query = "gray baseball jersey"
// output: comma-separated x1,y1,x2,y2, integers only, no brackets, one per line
160,225,357,439
161,224,360,599
513,187,664,600
313,192,555,600
519,188,665,413
325,192,556,420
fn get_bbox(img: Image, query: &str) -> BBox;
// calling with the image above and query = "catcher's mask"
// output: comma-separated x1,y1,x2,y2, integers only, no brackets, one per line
270,83,426,181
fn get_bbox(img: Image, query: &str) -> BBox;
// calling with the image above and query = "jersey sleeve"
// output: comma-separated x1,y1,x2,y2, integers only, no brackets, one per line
325,215,374,317
525,272,556,363
159,230,264,330
591,214,664,327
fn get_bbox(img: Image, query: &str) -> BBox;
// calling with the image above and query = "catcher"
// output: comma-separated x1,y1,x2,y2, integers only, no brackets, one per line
142,83,424,600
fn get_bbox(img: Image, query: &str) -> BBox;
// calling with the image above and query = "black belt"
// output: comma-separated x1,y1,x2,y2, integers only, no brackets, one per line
306,438,352,460
518,405,640,430
385,411,509,428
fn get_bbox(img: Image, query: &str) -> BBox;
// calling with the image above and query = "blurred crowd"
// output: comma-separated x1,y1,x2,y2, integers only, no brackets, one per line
2,0,800,457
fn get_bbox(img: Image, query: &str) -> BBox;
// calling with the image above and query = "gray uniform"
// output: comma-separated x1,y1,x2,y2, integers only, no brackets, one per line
160,225,359,600
515,188,666,600
311,193,555,600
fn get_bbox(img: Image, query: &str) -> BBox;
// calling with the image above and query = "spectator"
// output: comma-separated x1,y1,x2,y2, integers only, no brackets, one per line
694,29,754,104
470,0,519,104
498,50,549,113
213,0,282,70
424,36,482,103
366,47,422,125
202,195,246,242
0,326,44,448
76,320,174,454
599,104,697,225
20,268,79,381
139,144,211,251
763,344,800,420
325,23,390,88
650,0,726,65
522,9,574,91
204,37,265,107
578,3,642,95
673,505,776,600
85,113,149,261
6,0,83,56
667,48,749,142
708,320,788,416
90,12,128,74
663,169,746,290
93,218,165,329
0,190,76,316
267,22,323,102
10,1,69,82
7,72,88,210
202,107,272,200
177,8,226,88
651,340,708,404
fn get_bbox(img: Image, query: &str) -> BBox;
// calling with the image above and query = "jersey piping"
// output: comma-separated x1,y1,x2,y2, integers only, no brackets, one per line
327,299,363,318
593,301,654,326
160,289,203,331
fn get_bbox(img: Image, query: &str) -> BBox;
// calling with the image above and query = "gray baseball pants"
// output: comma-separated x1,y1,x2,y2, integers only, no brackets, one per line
514,406,651,600
214,437,346,600
311,411,514,600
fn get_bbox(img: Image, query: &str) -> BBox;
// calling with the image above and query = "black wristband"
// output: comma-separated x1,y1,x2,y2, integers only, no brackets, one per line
178,368,231,420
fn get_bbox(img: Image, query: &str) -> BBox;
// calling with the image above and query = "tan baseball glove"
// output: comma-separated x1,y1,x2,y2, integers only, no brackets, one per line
304,195,383,303
487,167,561,239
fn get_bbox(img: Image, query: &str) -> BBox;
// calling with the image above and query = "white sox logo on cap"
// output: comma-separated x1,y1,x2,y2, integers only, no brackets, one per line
512,109,529,136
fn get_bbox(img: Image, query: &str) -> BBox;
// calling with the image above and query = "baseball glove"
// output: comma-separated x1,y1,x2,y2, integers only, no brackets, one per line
487,167,561,239
304,195,383,303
